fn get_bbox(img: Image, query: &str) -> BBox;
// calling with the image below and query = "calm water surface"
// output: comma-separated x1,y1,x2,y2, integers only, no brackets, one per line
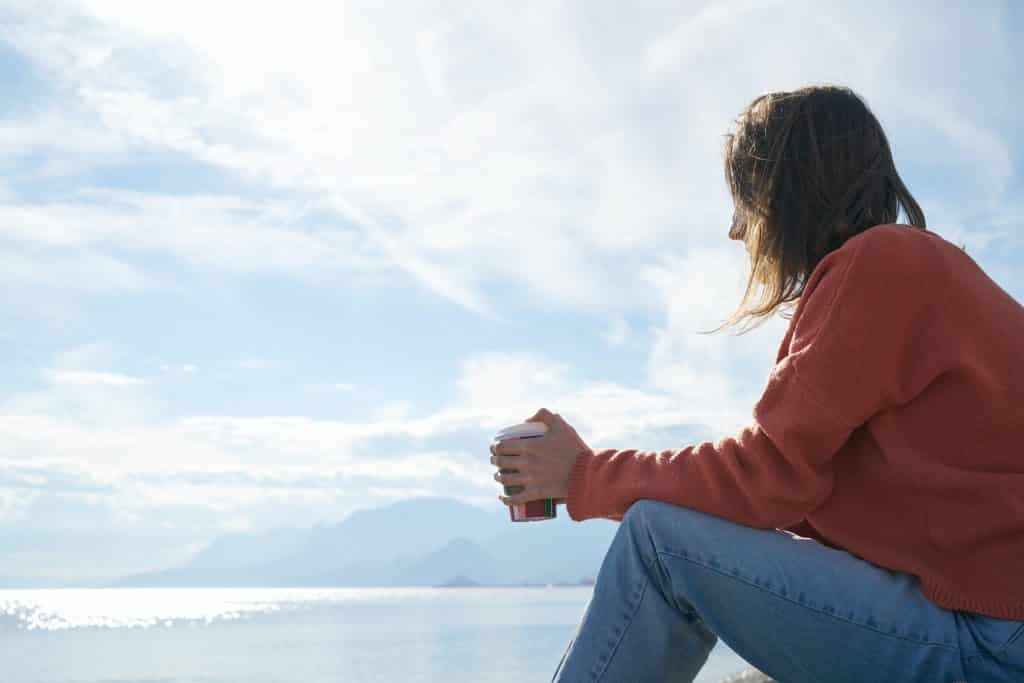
0,587,751,682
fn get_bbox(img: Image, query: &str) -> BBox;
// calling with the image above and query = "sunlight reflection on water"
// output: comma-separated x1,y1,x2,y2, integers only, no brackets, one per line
0,587,589,630
0,587,749,682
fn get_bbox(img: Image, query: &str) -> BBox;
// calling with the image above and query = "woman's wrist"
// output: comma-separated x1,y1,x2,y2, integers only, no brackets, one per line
564,448,594,519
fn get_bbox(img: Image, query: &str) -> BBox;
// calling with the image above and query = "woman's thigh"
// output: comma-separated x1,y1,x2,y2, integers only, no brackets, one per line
957,611,1024,682
625,499,985,683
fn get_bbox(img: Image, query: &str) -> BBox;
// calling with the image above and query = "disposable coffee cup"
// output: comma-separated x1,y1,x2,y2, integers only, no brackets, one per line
492,422,557,522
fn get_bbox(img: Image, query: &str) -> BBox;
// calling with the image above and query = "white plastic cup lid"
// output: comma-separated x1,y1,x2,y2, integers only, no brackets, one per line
492,422,548,442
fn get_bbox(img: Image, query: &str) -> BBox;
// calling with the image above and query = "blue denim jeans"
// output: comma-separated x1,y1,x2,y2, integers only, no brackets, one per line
552,500,1024,682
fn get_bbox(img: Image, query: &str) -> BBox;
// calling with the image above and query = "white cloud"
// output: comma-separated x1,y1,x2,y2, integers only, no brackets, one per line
601,317,630,348
0,335,777,536
44,370,145,387
2,1,1016,316
3,344,159,426
639,245,791,434
0,194,386,288
454,351,572,424
1,0,1021,576
645,0,783,74
0,488,35,525
902,100,1013,203
0,246,152,292
370,401,415,422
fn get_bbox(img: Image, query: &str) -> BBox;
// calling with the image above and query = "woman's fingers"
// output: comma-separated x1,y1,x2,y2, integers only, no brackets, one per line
494,471,528,496
500,487,544,505
490,453,531,469
492,439,535,457
493,464,535,500
494,470,526,485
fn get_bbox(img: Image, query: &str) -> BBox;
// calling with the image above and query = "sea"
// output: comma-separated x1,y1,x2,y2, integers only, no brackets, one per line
0,587,752,682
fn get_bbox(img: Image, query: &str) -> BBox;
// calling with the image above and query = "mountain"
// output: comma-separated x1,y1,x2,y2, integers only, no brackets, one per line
395,537,503,586
115,497,618,587
481,517,616,585
185,527,306,570
285,497,507,572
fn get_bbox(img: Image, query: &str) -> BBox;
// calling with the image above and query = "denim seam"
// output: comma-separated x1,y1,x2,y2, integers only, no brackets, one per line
657,549,961,652
592,558,654,683
643,509,701,621
961,622,1024,663
998,623,1024,653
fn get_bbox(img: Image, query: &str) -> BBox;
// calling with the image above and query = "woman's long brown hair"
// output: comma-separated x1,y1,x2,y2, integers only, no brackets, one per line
707,85,927,335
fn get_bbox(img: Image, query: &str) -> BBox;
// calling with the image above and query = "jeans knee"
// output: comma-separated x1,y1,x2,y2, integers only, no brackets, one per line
622,498,661,527
622,499,686,545
618,500,663,569
622,499,713,552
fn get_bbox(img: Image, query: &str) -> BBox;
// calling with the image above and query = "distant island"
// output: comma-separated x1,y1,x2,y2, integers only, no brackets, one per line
435,574,480,588
436,576,596,588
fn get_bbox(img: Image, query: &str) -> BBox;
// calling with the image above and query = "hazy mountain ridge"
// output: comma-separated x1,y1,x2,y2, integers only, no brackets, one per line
112,497,619,588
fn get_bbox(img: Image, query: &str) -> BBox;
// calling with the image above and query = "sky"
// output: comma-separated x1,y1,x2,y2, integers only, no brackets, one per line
1,0,1022,583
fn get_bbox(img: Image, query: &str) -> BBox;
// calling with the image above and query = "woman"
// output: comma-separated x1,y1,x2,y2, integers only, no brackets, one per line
490,85,1024,682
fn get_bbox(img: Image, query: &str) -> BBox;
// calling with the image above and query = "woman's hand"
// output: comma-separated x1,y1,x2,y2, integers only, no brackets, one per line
491,408,593,506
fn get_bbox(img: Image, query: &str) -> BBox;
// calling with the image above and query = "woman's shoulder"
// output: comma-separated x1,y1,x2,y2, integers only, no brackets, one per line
819,223,953,284
846,223,935,249
796,224,944,329
846,223,959,257
809,224,924,284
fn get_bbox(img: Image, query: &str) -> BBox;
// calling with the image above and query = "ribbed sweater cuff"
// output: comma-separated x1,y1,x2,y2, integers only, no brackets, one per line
565,448,594,522
922,578,1024,621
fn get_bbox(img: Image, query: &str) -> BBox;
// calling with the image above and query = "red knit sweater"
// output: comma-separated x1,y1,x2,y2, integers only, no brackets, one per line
566,224,1024,620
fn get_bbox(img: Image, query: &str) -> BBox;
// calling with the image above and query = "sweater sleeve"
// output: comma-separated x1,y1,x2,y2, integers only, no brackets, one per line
566,228,938,528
